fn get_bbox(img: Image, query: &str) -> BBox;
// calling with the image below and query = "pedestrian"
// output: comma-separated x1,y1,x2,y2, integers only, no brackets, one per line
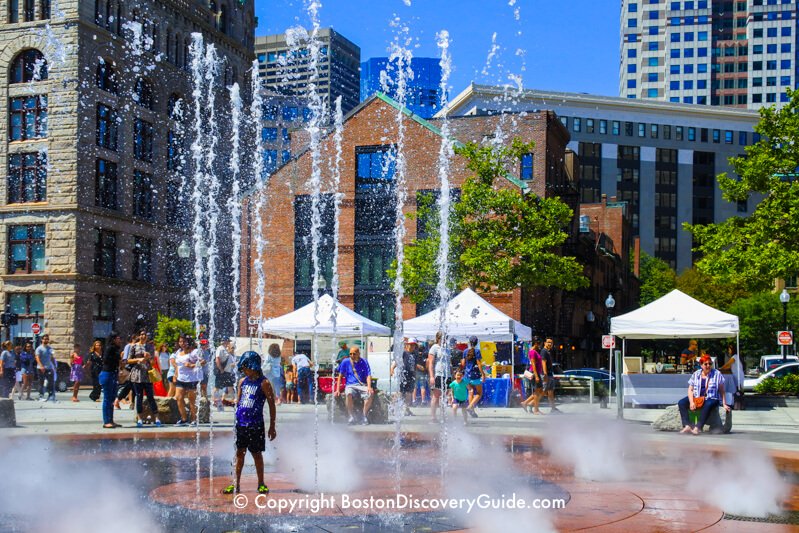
222,351,277,495
214,339,237,411
35,334,56,402
265,343,284,405
719,343,745,410
19,342,34,400
462,336,485,418
70,343,84,402
678,354,730,435
284,365,296,403
166,339,183,399
197,337,212,399
115,334,136,409
680,339,699,369
413,340,429,406
540,337,559,413
0,341,16,398
174,336,201,425
157,343,171,384
390,338,416,416
291,350,313,404
521,337,543,414
334,346,375,425
100,332,123,429
11,344,23,400
129,331,160,427
448,370,470,423
428,331,450,423
87,340,103,402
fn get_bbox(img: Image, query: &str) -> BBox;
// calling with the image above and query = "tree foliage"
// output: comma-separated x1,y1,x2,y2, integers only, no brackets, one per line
638,252,676,305
154,313,196,349
675,267,750,311
687,88,799,291
727,291,799,358
397,139,587,303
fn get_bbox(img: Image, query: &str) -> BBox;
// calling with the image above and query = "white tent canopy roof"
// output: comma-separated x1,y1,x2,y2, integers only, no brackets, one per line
610,289,739,339
258,294,391,339
403,288,532,342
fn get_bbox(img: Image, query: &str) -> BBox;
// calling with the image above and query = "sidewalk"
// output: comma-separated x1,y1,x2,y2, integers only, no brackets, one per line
5,390,799,453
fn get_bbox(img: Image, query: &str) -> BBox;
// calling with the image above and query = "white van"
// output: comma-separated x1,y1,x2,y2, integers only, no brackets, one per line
759,354,799,373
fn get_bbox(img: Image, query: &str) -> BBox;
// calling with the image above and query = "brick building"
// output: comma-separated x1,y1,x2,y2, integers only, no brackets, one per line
240,93,638,365
0,0,255,356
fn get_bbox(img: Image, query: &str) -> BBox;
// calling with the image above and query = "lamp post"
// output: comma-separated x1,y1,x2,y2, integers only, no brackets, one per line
780,289,790,363
605,293,620,419
586,310,595,367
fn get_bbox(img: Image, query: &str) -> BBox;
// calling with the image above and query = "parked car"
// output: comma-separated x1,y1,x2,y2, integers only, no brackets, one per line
743,362,799,392
759,355,799,373
563,368,616,390
31,361,72,393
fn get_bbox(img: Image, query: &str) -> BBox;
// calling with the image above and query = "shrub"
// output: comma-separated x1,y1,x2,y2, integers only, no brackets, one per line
754,373,799,395
154,314,196,350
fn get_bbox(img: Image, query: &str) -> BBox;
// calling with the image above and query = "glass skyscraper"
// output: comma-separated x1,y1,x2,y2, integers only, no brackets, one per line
361,57,445,118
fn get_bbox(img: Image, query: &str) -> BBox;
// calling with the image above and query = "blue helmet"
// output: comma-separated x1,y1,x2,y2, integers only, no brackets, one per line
238,351,262,372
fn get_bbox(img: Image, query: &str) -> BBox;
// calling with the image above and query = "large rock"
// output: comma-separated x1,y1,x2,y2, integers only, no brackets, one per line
0,398,16,427
326,391,390,424
652,404,732,434
141,397,210,424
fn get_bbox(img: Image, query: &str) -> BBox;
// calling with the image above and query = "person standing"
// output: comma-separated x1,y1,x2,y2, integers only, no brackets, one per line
214,339,236,410
540,338,559,413
174,336,201,425
291,351,313,404
427,332,450,423
100,332,123,429
390,339,416,417
521,338,543,414
0,341,16,398
680,339,699,369
266,343,284,405
129,331,160,427
35,334,56,402
19,342,34,400
87,340,103,402
115,334,136,409
69,344,84,402
462,336,485,418
336,342,350,364
412,339,429,406
197,337,212,399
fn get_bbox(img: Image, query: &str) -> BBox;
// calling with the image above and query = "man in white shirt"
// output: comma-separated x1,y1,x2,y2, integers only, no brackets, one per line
291,352,314,404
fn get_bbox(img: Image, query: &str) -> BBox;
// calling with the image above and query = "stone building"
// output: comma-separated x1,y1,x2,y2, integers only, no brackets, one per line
0,0,255,357
240,94,637,365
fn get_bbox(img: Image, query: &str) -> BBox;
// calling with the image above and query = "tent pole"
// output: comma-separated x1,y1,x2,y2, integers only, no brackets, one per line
617,339,625,420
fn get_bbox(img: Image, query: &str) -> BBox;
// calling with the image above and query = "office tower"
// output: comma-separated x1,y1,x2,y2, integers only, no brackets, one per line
361,57,445,119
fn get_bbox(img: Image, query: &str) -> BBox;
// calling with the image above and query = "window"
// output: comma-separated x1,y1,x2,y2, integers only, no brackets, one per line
282,150,291,163
133,119,153,161
93,229,116,278
10,50,47,83
9,95,47,141
671,48,680,58
628,64,637,74
638,123,646,137
8,225,44,274
599,120,607,134
625,122,634,136
95,159,118,209
767,27,777,37
628,49,637,58
7,293,44,318
684,48,694,58
586,119,595,133
94,295,115,321
96,104,118,151
676,126,683,141
684,32,694,41
650,124,658,138
520,154,533,180
262,127,277,141
132,170,154,219
23,0,33,21
96,60,117,93
781,59,791,69
612,121,620,135
684,80,693,90
356,146,395,188
282,106,299,121
8,0,18,22
573,118,581,132
712,129,720,143
8,152,46,203
684,64,693,74
648,73,658,82
688,127,696,141
628,18,637,28
701,128,708,142
670,81,679,90
167,130,183,170
132,237,152,282
264,150,278,173
133,78,154,110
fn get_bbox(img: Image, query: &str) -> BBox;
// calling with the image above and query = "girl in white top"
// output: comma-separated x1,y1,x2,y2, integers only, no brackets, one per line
173,336,200,426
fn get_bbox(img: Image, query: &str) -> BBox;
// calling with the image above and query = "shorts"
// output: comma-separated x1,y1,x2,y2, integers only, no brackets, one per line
175,380,198,390
286,382,295,390
543,376,557,392
434,376,450,389
399,375,415,394
235,424,266,453
415,371,429,387
345,385,370,399
532,377,543,390
453,398,468,406
468,379,483,387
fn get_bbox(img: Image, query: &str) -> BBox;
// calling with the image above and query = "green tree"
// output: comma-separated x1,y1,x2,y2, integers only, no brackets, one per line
638,252,676,305
154,313,195,349
727,291,799,360
397,139,587,303
687,88,799,291
675,267,750,310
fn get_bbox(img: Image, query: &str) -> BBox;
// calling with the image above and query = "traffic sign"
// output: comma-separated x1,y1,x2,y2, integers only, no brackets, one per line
602,335,615,349
31,323,41,335
777,330,793,346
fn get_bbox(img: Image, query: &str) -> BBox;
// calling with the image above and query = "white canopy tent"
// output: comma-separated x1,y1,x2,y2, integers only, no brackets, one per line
611,289,739,339
259,294,391,339
610,289,740,408
403,288,532,343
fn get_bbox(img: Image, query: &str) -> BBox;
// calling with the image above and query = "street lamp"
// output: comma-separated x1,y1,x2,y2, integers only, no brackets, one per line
780,289,791,363
316,276,327,295
605,293,621,419
177,240,191,259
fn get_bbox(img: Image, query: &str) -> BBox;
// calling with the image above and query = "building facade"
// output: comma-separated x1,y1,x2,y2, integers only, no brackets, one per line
254,28,360,118
360,57,444,119
241,94,637,366
620,0,797,109
439,84,761,271
0,0,255,356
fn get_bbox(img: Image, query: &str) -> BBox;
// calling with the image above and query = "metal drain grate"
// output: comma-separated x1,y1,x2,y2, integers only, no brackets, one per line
724,511,799,525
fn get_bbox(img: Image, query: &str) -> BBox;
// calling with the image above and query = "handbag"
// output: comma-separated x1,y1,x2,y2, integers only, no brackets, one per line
523,370,534,380
148,368,162,383
691,376,708,410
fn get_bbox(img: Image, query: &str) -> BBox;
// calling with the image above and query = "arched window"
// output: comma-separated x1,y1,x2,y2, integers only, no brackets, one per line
10,49,47,83
96,60,117,94
219,4,227,34
40,0,49,19
167,93,183,120
165,29,171,61
183,38,190,71
151,25,159,53
174,33,182,68
134,78,154,110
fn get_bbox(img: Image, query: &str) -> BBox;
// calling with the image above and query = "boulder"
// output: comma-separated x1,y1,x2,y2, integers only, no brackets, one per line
0,398,16,427
652,404,732,434
141,397,210,424
326,391,390,424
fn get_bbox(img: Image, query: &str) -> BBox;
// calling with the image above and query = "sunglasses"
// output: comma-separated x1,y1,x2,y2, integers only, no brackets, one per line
701,362,712,366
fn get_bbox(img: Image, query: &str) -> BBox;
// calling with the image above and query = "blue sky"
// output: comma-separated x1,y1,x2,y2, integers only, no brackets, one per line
255,0,620,98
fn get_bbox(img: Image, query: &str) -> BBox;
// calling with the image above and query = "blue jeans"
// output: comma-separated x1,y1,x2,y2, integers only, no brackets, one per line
99,371,117,425
678,396,720,429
